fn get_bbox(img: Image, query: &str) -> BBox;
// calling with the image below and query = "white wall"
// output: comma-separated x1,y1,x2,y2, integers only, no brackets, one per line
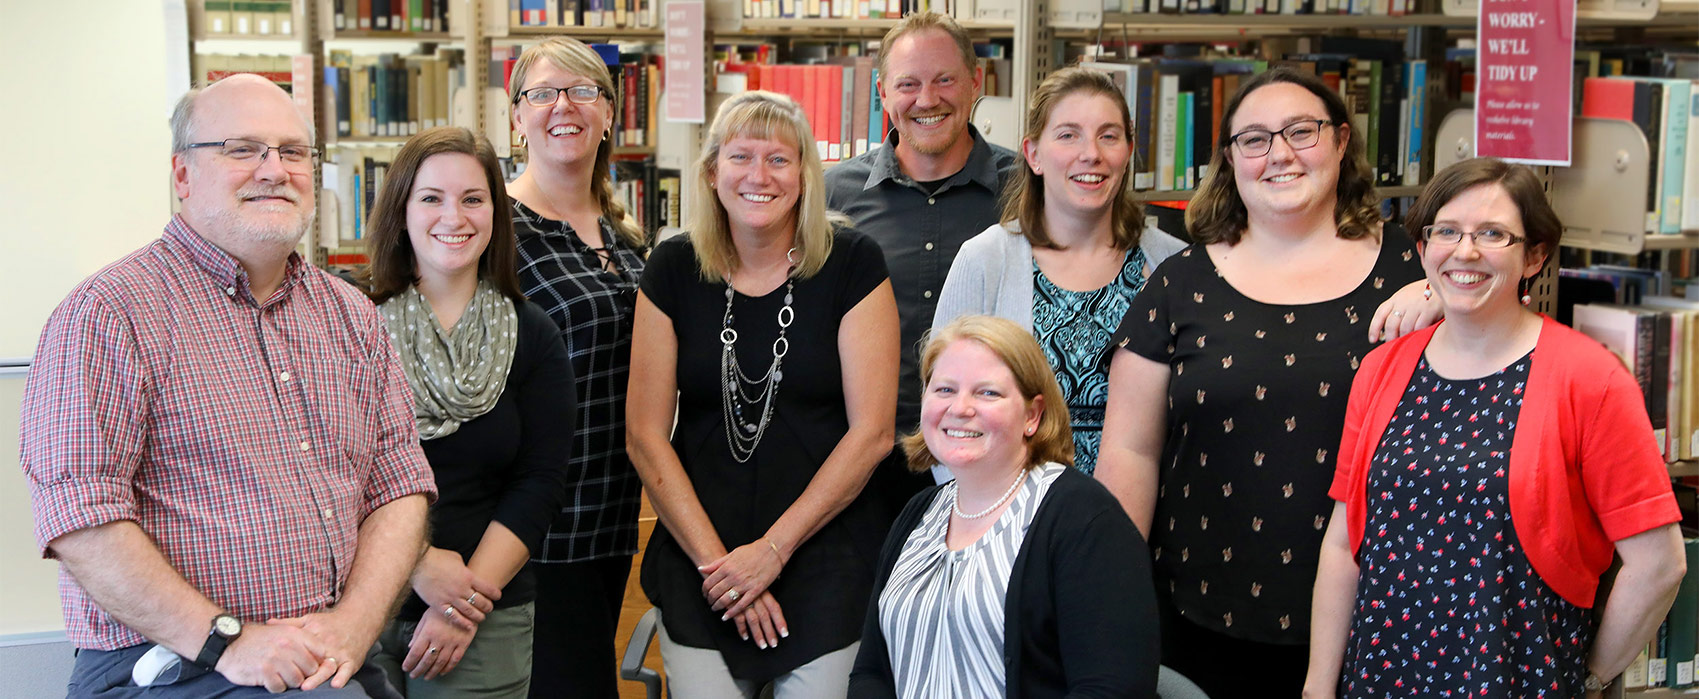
0,0,177,636
0,0,175,361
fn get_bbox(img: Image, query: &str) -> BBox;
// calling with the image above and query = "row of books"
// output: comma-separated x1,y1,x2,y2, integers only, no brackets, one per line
611,158,683,238
510,0,661,28
1082,48,1427,192
1107,0,1421,15
193,53,296,92
720,60,890,163
320,145,402,247
1580,76,1698,235
201,0,295,36
1572,296,1699,464
324,50,469,140
1624,537,1699,690
331,0,454,32
738,0,970,20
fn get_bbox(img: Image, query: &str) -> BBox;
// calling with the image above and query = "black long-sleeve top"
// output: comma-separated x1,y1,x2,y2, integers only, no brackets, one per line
399,299,577,618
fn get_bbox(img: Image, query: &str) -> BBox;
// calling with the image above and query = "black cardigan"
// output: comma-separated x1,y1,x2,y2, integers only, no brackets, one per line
849,467,1160,698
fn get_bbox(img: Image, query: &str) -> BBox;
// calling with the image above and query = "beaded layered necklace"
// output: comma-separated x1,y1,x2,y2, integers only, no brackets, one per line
720,250,797,463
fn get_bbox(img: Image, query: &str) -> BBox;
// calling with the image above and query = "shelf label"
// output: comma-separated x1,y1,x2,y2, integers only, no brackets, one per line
665,0,706,124
1474,0,1575,165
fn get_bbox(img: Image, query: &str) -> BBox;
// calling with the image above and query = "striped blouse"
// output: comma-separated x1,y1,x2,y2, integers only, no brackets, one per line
878,462,1067,698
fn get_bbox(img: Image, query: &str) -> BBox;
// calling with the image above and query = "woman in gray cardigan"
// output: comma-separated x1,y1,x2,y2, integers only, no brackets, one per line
933,67,1185,478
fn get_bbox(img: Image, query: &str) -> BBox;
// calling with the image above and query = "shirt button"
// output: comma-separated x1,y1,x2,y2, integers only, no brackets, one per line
300,441,311,452
279,371,291,382
927,197,936,205
925,242,935,251
321,508,333,520
225,287,237,296
923,290,934,299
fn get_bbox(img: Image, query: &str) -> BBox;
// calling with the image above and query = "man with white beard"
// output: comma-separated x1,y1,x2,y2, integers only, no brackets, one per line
20,74,436,698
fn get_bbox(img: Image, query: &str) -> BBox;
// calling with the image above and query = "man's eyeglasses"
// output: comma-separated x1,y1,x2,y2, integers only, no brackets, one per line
1420,225,1526,249
516,85,610,108
1228,120,1333,158
184,139,319,172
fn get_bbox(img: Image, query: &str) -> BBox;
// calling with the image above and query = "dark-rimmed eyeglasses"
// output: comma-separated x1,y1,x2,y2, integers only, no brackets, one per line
516,85,610,108
1229,120,1333,158
1420,225,1526,249
184,139,319,172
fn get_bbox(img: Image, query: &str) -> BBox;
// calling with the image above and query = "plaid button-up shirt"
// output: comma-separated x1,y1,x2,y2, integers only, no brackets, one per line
21,216,436,650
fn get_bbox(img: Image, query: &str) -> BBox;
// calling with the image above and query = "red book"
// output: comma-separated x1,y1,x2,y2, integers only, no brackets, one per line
1580,76,1637,121
802,67,823,159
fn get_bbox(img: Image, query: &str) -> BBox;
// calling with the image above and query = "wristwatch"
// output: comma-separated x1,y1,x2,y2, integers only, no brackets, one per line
194,613,243,670
1583,672,1608,692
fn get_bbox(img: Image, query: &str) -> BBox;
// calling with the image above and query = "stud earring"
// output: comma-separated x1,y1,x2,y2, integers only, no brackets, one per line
1421,282,1432,301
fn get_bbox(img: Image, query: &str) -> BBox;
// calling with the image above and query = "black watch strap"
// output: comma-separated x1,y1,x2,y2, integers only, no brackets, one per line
194,614,241,669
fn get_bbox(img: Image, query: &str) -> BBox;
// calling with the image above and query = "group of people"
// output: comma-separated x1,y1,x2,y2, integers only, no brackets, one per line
17,9,1688,699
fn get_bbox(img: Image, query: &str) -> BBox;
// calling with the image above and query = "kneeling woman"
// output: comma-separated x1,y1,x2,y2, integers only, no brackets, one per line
851,315,1160,697
1306,159,1686,699
364,127,576,697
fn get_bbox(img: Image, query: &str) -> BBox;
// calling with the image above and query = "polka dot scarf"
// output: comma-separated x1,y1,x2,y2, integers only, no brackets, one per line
379,280,518,440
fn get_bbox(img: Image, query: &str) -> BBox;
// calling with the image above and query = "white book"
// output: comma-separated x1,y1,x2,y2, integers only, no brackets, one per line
1157,73,1178,192
1684,85,1699,232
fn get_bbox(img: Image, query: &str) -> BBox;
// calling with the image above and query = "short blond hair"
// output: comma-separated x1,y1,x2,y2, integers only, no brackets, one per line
876,11,976,85
688,90,846,283
901,315,1074,473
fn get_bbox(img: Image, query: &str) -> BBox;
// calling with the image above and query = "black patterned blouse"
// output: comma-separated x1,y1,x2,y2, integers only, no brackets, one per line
512,201,647,563
1340,353,1589,698
1112,235,1423,644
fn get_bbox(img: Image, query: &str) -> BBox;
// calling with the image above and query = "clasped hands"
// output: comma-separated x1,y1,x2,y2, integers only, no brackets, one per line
216,610,367,694
699,539,789,650
402,547,501,680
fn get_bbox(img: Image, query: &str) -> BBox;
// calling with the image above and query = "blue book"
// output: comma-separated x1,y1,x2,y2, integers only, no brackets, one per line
1404,60,1426,186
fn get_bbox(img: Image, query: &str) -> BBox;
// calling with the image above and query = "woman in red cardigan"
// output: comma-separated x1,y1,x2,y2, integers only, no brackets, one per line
1304,158,1687,699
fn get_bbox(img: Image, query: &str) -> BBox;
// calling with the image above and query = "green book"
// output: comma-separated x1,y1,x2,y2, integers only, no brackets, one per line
1176,92,1191,190
1667,537,1699,687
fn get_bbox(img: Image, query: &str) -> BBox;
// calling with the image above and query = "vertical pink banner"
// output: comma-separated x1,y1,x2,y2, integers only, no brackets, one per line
665,1,706,124
1474,0,1576,165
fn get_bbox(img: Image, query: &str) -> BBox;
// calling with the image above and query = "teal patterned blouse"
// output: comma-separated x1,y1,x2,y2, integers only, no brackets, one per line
1031,248,1149,474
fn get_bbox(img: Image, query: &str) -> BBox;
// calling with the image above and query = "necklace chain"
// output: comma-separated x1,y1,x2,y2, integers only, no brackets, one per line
720,252,797,464
952,469,1027,520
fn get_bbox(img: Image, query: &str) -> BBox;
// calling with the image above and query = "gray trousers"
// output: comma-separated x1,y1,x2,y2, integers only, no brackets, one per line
655,623,858,699
65,643,398,698
368,602,534,699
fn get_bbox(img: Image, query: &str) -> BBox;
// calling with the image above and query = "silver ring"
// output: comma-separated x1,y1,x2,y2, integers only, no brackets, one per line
1391,310,1406,316
326,657,337,666
443,606,457,618
467,592,479,605
427,647,440,654
727,588,741,602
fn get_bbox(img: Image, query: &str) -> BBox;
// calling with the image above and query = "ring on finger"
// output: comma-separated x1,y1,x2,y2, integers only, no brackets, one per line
467,592,479,605
727,588,741,602
1391,310,1406,316
443,605,457,618
326,657,337,666
427,647,440,654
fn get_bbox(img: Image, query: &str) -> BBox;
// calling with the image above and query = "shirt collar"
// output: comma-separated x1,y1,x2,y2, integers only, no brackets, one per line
164,214,305,306
862,124,1003,193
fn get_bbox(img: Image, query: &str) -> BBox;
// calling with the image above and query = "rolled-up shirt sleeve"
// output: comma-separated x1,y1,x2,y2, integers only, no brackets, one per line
22,290,149,556
360,308,437,517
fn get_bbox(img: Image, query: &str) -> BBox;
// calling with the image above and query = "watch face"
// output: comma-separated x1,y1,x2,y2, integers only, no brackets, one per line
213,615,242,637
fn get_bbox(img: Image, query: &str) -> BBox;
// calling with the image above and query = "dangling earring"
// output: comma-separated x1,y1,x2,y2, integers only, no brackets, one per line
1519,278,1532,306
1421,282,1432,301
517,133,527,148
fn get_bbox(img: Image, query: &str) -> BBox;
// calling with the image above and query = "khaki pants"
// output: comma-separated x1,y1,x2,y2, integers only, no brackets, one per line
370,602,535,699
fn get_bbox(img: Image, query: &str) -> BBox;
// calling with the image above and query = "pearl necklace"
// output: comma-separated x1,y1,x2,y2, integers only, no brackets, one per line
952,469,1027,520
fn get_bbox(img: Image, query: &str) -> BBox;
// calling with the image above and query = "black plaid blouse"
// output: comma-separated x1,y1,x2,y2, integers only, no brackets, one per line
512,200,646,563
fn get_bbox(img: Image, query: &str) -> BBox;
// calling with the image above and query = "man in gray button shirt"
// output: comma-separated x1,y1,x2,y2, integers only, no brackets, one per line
825,11,1019,511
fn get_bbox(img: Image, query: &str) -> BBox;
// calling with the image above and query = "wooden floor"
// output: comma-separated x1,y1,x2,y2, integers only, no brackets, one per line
614,494,665,699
